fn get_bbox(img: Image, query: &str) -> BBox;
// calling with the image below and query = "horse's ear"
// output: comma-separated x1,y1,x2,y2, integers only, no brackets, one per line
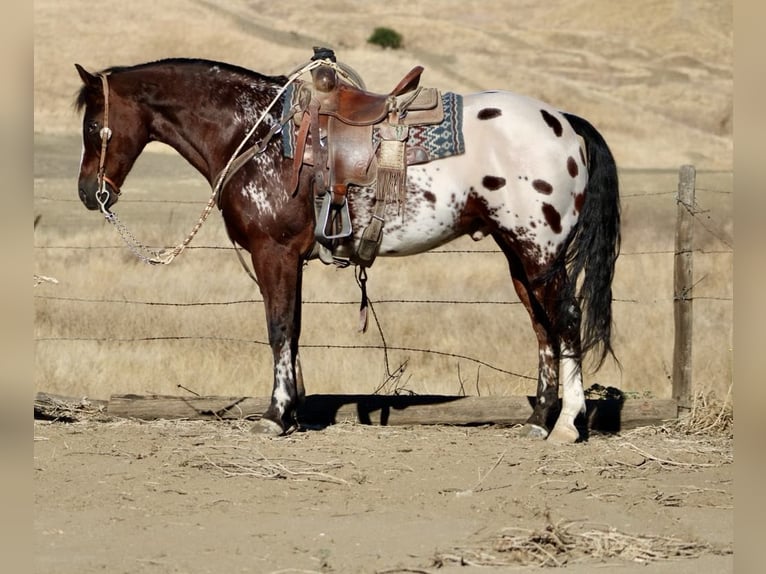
75,64,100,88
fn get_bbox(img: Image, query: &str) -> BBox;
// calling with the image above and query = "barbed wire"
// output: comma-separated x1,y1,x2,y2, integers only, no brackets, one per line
33,335,537,381
35,187,733,254
37,187,732,204
34,180,733,378
33,245,734,256
34,294,521,306
35,294,663,307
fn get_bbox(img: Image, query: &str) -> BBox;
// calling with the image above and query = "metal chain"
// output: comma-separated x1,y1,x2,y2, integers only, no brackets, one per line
102,210,168,265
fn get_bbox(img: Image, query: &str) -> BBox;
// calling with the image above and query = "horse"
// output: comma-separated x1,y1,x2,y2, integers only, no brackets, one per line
74,56,620,442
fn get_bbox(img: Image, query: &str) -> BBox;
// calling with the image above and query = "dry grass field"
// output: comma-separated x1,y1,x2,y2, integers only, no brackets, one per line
33,1,733,573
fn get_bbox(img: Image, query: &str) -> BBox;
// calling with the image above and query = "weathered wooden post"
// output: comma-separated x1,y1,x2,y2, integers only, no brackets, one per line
673,165,695,412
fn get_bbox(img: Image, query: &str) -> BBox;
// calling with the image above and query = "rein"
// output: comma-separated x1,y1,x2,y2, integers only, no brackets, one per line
96,74,120,203
94,59,335,266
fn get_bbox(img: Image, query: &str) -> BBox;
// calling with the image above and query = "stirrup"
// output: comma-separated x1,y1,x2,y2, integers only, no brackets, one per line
315,193,352,240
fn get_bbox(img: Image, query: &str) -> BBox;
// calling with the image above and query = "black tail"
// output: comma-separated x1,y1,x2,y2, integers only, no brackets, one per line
563,112,621,370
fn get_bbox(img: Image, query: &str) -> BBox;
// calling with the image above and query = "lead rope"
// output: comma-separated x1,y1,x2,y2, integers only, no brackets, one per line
97,59,340,266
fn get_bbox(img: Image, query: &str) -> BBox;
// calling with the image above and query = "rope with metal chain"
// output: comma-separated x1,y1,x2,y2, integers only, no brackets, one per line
98,58,352,266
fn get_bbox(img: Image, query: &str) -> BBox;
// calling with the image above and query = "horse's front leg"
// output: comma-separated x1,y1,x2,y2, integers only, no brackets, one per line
248,240,306,435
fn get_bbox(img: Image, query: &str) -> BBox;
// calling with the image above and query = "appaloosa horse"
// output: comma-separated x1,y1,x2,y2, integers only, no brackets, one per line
75,57,620,442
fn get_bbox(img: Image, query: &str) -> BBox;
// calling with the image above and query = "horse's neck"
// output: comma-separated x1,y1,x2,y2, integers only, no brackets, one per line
150,112,231,185
148,81,267,186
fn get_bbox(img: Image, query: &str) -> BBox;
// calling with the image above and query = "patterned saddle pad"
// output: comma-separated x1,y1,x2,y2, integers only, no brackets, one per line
281,89,465,163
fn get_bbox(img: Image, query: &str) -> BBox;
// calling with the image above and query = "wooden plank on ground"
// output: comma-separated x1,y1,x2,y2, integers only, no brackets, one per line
103,393,679,431
107,394,271,420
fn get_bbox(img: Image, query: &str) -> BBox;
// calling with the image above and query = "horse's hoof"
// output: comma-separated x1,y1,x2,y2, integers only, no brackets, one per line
547,422,580,443
250,418,284,436
516,424,549,439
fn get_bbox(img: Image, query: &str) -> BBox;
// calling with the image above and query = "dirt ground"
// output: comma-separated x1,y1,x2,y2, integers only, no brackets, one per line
34,415,732,574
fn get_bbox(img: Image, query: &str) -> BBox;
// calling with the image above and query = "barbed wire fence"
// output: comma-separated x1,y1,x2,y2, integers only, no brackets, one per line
34,167,733,401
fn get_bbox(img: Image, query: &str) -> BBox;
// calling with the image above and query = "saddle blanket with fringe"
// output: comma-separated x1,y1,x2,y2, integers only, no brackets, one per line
281,88,465,163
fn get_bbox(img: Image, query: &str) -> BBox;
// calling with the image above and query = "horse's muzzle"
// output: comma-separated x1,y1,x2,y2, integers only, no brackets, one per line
78,179,119,212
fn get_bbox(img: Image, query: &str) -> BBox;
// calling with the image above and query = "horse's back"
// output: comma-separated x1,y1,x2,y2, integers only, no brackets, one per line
462,90,585,159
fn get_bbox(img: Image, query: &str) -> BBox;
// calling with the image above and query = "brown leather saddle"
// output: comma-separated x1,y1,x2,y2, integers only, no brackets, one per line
289,48,444,266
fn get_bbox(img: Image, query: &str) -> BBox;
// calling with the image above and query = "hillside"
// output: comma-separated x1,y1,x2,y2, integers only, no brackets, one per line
34,0,732,170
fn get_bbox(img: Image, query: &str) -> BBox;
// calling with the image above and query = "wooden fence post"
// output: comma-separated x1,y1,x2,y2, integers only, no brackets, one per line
673,165,695,412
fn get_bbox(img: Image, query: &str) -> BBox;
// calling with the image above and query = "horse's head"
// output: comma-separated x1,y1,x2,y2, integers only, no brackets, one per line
74,64,148,212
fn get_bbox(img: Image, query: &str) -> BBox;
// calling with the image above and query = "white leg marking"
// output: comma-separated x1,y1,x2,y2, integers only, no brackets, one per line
549,344,583,442
272,341,293,415
251,342,295,435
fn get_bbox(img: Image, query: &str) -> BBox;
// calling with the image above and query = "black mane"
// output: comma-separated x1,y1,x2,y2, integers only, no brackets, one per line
74,57,287,111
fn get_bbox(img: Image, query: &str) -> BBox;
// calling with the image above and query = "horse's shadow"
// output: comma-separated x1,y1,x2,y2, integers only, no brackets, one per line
295,388,626,438
297,394,465,427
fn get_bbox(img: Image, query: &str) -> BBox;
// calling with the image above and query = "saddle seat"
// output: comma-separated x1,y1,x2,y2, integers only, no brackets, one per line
316,65,425,126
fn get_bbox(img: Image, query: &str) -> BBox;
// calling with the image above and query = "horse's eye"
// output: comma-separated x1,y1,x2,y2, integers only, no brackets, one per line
87,121,99,135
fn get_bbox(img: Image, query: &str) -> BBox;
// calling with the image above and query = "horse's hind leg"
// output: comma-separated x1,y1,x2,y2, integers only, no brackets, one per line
497,244,561,439
548,295,585,443
511,275,561,439
495,236,585,442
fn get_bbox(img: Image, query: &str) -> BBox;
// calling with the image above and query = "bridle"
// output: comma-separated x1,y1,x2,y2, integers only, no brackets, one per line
95,73,121,213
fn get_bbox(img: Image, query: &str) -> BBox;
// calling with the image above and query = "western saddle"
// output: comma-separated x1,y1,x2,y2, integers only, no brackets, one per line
289,47,444,266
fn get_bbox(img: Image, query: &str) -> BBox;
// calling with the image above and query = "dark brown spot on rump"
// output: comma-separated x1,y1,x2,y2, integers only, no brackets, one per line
532,179,553,194
423,191,436,203
574,190,586,213
567,156,579,177
542,203,562,233
477,107,502,120
541,109,563,137
482,175,506,190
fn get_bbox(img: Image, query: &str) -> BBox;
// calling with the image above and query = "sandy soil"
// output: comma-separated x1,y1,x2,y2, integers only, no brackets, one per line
33,2,734,573
34,417,732,574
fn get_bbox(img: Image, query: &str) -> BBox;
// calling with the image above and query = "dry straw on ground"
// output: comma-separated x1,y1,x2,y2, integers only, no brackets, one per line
670,387,733,437
34,393,109,423
434,515,732,568
193,445,348,484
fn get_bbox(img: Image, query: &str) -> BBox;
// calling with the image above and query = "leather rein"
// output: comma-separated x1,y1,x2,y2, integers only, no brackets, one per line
95,73,122,212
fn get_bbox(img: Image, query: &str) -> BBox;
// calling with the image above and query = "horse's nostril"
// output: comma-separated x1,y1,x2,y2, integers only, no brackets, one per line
78,187,98,210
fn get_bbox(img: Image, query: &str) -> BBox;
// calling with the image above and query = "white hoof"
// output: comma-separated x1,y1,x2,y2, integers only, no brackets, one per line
517,424,549,440
547,421,580,443
250,418,284,436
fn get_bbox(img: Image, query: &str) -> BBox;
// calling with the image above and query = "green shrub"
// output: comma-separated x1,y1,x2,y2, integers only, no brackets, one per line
367,27,403,50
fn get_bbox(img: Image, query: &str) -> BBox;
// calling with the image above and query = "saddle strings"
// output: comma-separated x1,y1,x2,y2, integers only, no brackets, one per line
100,58,352,266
